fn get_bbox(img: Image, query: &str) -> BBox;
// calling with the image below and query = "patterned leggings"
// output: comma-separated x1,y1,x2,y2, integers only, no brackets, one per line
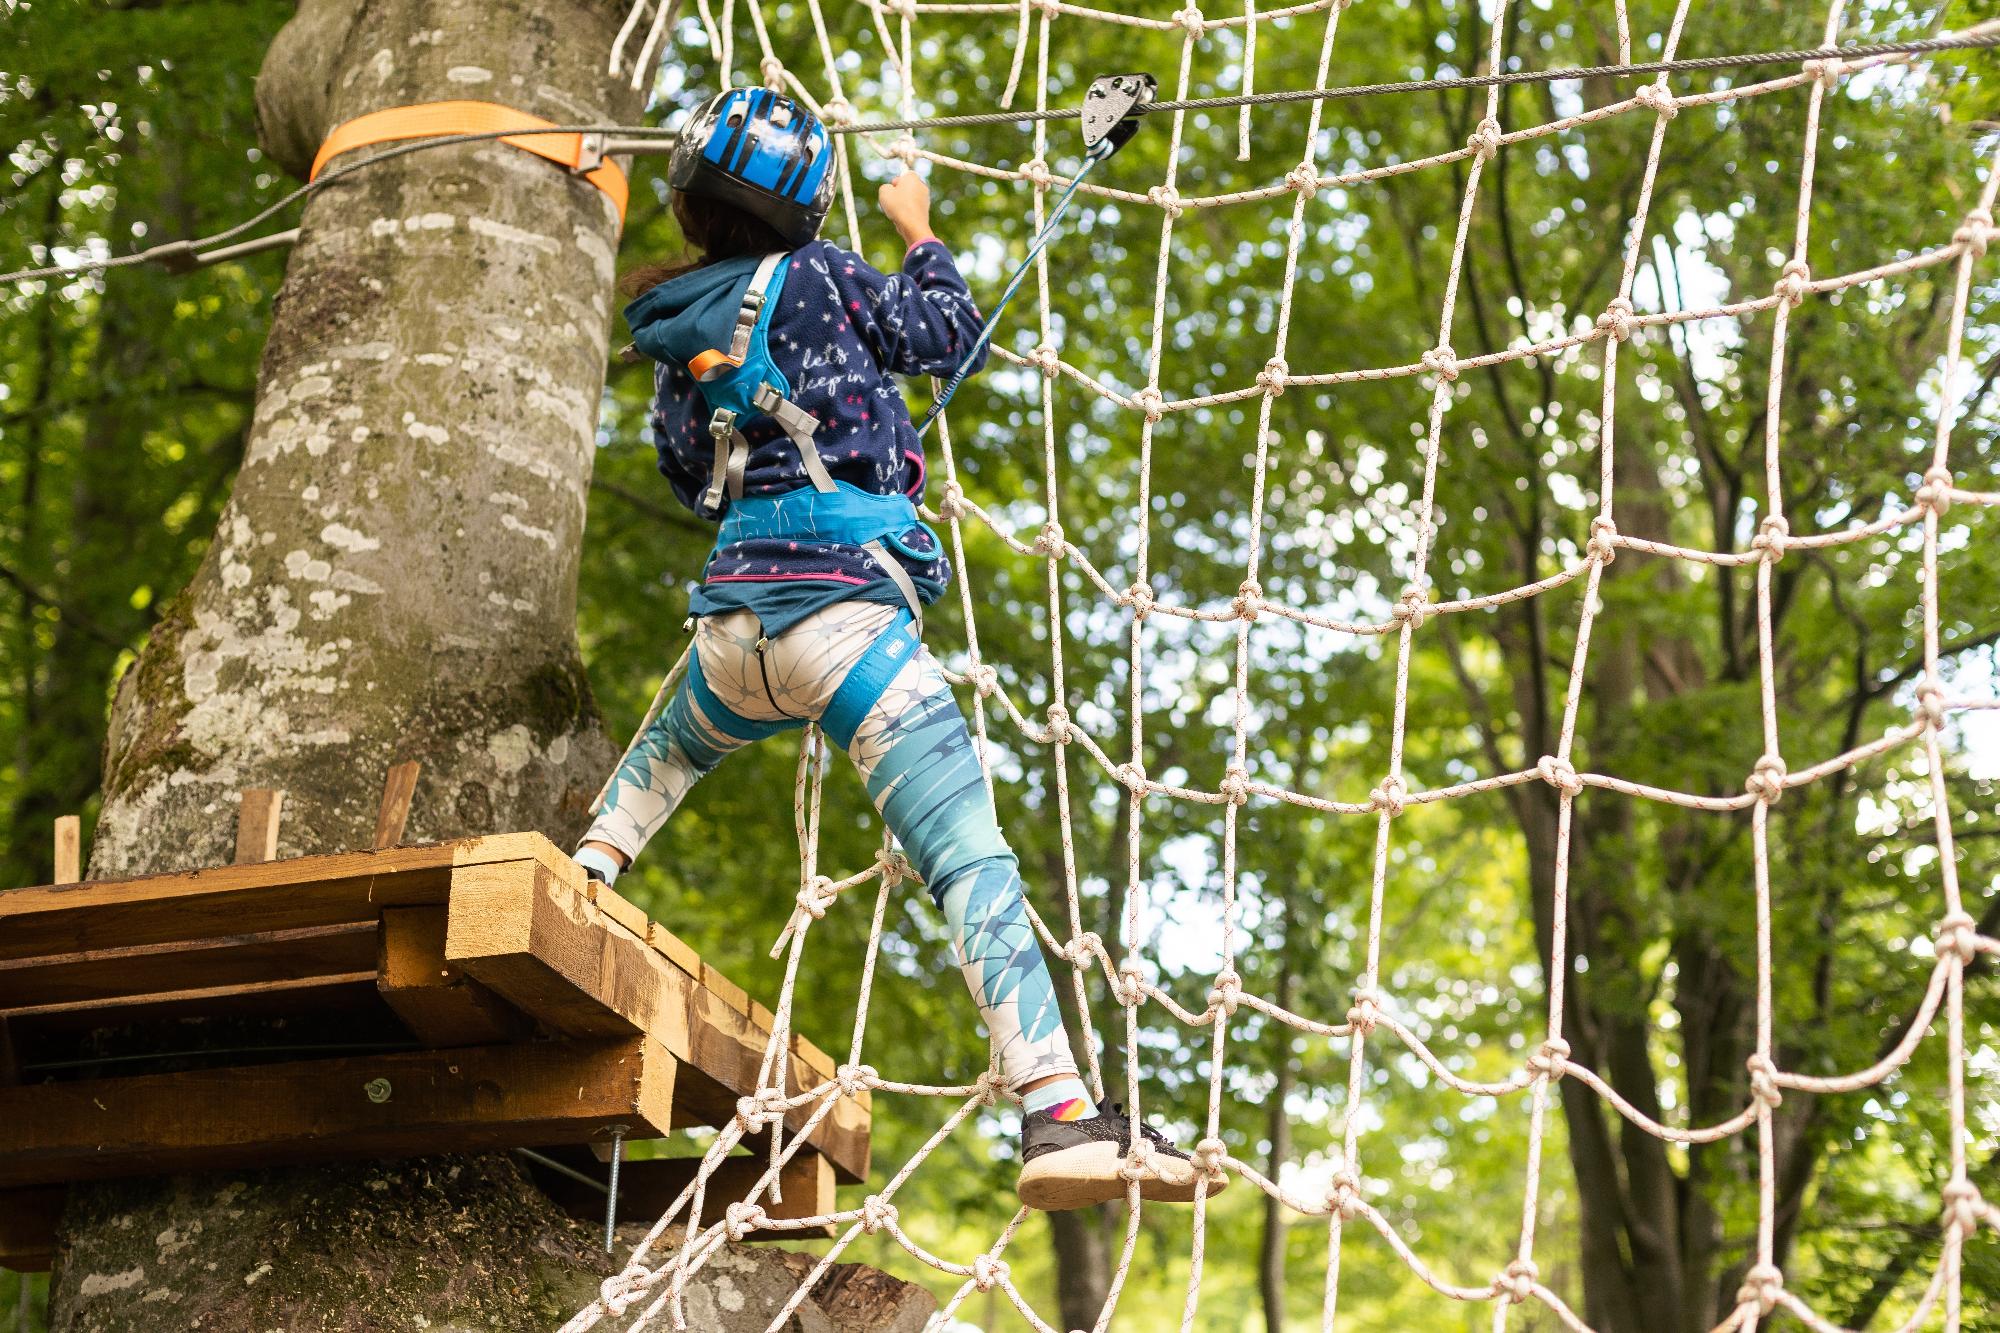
583,599,1080,1091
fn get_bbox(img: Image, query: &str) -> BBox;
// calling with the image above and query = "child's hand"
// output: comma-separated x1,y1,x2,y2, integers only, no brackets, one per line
879,172,933,247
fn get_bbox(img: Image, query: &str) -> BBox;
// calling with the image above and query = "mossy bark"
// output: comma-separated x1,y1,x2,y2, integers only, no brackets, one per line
90,0,639,876
56,1,643,1327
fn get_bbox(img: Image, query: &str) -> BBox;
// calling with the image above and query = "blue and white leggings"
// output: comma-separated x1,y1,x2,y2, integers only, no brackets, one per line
583,599,1080,1091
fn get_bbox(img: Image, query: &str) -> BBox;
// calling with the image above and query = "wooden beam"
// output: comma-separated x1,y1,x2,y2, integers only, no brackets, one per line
0,1038,676,1190
373,761,422,849
0,922,377,1012
444,861,869,1182
53,816,80,885
0,1184,63,1271
376,906,525,1047
233,788,284,865
3,976,382,1034
523,1147,837,1240
0,832,557,962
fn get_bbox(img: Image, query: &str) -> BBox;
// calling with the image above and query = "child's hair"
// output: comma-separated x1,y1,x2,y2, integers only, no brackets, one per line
619,190,796,297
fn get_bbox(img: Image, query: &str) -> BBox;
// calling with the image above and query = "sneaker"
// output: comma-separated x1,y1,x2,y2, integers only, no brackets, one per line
1016,1101,1227,1211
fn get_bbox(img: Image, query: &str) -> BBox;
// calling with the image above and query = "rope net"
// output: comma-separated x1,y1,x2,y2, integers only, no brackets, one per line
571,1,1999,1329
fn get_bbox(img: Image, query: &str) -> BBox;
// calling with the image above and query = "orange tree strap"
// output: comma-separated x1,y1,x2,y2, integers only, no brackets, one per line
310,100,628,223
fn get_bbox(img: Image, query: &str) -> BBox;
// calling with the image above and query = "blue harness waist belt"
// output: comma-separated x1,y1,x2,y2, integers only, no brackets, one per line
715,482,941,563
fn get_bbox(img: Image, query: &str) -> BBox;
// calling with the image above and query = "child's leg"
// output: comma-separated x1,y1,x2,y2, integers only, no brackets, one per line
835,640,1084,1095
580,613,790,875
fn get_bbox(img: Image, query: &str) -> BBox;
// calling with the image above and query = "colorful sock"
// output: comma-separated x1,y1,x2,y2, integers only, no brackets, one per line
574,845,623,886
1023,1077,1098,1121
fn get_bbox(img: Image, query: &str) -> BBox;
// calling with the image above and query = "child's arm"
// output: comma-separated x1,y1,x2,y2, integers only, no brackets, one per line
825,174,990,379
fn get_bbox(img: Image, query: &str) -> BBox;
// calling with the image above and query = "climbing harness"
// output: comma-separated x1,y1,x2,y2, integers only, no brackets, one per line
912,73,1155,439
310,100,629,223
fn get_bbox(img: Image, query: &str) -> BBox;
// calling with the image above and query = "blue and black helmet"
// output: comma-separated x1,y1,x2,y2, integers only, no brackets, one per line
669,89,835,247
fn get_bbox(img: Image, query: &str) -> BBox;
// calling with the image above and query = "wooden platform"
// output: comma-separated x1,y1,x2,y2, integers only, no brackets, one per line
0,831,868,1270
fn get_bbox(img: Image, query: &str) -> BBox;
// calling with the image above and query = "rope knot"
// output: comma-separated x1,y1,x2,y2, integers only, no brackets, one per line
1132,387,1167,422
1115,955,1149,1006
1392,584,1433,628
1596,296,1636,342
1956,207,1995,260
1935,910,1980,965
1173,5,1206,35
1497,1259,1540,1304
1125,580,1157,616
968,663,1000,698
1587,514,1620,564
890,133,920,167
1751,513,1790,561
1745,1053,1783,1108
1034,519,1067,559
1536,754,1585,797
1421,345,1460,383
735,1088,791,1133
724,1200,768,1241
1746,755,1788,805
1915,465,1954,514
796,876,837,920
1915,683,1949,730
1258,357,1289,395
1631,82,1679,119
1220,766,1252,806
1029,342,1061,377
1346,986,1383,1035
1044,702,1073,744
1147,184,1185,218
1802,57,1845,89
1369,776,1408,818
890,0,918,17
971,1255,1009,1292
1943,1178,1987,1234
1467,117,1503,162
974,1069,1009,1105
1192,1136,1229,1179
759,57,787,89
1115,761,1149,793
1736,1263,1784,1314
1020,157,1055,190
1234,578,1264,622
1774,259,1811,307
821,97,856,127
1207,967,1244,1017
859,1194,899,1235
1527,1036,1571,1079
599,1266,651,1317
1285,161,1320,195
1063,930,1105,966
877,848,915,885
933,478,967,522
1031,0,1061,15
836,1063,878,1098
1326,1165,1365,1219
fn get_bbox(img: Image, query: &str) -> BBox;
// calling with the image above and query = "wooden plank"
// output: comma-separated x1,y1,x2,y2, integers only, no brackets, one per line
376,906,525,1047
373,761,423,849
0,1038,676,1189
53,816,80,885
445,861,869,1182
0,1184,64,1271
588,883,651,942
233,789,284,865
701,961,749,1016
3,976,381,1034
646,922,702,978
0,832,560,962
0,922,377,1012
0,1017,19,1086
523,1147,836,1240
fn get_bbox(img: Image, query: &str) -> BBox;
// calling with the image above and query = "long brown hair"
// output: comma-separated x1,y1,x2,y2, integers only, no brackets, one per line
619,191,793,298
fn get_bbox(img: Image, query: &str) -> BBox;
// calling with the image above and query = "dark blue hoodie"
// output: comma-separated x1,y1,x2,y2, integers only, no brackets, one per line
624,237,988,635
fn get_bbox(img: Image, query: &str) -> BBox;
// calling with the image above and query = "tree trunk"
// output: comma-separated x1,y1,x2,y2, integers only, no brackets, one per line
53,0,634,1325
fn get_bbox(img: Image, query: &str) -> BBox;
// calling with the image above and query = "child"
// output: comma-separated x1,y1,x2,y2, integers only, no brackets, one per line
576,88,1221,1212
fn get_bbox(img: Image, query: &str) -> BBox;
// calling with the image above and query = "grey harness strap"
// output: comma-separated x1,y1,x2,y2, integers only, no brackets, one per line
698,253,927,632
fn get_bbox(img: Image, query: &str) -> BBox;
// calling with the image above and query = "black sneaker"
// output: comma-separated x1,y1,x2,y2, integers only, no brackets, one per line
1016,1101,1225,1211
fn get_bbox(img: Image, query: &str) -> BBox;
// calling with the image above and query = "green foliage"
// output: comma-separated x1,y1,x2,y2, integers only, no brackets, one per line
5,0,1999,1329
